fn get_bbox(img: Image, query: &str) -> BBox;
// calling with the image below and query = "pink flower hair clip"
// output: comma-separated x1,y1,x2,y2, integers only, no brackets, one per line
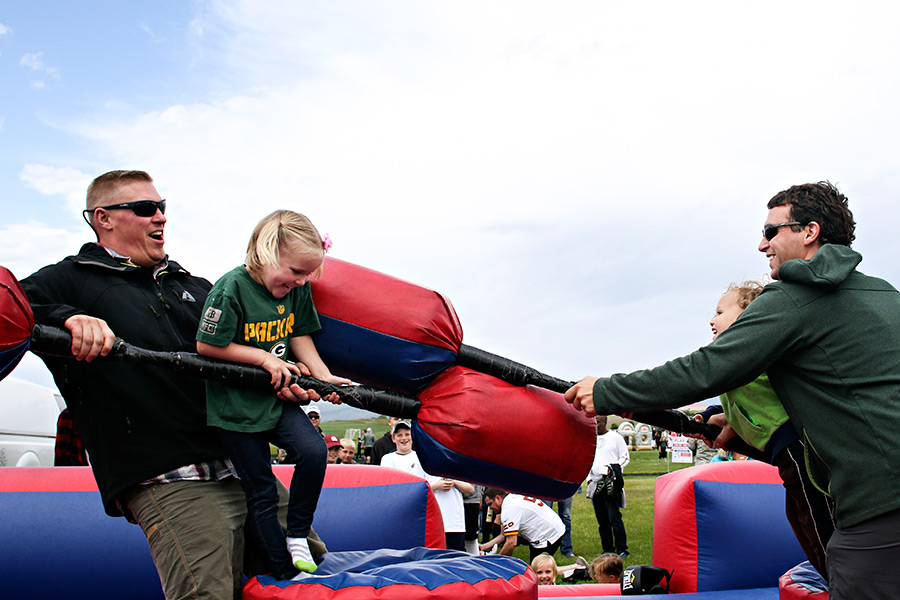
322,234,333,253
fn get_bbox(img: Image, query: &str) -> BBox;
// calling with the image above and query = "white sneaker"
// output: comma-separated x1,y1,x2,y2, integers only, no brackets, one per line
286,537,317,573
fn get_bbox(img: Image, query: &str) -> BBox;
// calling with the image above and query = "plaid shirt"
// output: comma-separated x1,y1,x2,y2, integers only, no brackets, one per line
114,459,237,521
54,409,89,466
140,458,237,485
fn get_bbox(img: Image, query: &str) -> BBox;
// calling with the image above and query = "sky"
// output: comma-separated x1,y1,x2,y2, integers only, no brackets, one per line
3,1,900,406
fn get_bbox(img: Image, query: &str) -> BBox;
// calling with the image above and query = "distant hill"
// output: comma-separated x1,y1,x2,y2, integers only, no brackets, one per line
311,401,380,421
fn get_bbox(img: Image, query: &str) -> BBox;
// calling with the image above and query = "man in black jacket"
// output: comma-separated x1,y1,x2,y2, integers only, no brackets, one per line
22,170,322,599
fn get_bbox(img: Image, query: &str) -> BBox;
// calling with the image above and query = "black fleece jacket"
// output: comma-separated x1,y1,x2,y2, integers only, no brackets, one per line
22,243,225,516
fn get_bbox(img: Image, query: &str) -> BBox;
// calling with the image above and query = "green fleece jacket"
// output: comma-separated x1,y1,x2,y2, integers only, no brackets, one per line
593,244,900,528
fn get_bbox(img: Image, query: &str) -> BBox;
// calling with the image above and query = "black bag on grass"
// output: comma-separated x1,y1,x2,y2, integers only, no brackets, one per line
621,565,672,595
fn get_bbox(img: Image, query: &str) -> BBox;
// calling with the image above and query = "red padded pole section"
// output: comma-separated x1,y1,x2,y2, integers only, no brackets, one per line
310,257,463,352
0,266,34,351
416,366,595,485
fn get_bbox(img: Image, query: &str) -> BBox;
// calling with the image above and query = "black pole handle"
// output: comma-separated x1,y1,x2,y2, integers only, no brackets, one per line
30,324,421,419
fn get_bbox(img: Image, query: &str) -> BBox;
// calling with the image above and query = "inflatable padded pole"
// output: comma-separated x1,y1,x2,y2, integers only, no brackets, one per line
0,266,34,351
0,266,34,378
309,257,463,394
415,366,595,500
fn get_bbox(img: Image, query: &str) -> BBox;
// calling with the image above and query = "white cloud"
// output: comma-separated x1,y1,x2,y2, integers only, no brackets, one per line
0,222,85,280
0,23,9,36
19,165,92,217
19,51,60,82
19,52,44,70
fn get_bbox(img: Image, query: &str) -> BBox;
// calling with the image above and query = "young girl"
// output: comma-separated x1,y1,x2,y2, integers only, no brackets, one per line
702,281,789,455
695,281,834,580
197,210,350,580
590,552,623,584
530,553,558,585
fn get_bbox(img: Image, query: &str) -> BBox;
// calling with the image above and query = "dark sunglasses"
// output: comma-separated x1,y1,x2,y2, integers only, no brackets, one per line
82,199,167,225
99,199,166,216
762,220,801,241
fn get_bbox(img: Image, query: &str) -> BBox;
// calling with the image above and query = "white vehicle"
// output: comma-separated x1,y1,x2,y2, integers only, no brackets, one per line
0,377,65,466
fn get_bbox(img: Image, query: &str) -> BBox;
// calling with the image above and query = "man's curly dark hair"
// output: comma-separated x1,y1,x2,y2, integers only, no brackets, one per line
767,181,856,247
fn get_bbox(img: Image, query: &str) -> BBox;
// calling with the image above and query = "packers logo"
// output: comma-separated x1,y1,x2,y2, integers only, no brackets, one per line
244,314,295,343
277,304,285,315
271,342,287,358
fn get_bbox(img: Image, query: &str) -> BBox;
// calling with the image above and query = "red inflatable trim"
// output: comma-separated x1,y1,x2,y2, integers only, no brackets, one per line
244,570,537,600
537,582,621,596
1,467,98,491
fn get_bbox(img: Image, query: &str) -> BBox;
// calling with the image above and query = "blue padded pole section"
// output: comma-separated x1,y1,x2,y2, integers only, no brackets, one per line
312,317,458,394
412,421,580,501
0,341,28,379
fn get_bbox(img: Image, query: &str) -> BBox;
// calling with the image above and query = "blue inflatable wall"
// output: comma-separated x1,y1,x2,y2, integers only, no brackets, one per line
0,465,444,600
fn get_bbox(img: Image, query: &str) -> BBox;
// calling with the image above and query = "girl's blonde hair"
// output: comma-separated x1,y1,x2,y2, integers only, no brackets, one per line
245,210,324,275
530,553,558,579
724,280,766,310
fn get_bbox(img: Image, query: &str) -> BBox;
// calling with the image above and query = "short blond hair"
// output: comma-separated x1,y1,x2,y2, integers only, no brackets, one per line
245,210,324,275
724,280,766,310
530,553,557,581
85,170,153,211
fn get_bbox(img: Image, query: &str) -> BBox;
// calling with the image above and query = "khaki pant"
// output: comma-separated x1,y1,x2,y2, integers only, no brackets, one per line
123,479,247,600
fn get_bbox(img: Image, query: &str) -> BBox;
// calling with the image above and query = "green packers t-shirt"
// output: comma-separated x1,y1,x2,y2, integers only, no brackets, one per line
197,266,321,432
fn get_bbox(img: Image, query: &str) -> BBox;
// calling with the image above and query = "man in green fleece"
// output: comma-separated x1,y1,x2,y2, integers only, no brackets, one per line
564,182,900,599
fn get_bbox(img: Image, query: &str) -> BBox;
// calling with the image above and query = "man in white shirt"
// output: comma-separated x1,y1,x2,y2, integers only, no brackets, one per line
588,415,630,557
380,420,473,550
479,489,565,561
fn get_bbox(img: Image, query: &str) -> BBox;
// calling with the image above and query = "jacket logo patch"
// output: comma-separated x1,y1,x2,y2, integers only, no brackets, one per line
181,290,196,302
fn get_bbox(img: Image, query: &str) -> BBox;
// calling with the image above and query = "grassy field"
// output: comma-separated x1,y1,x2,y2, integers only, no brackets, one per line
322,418,694,579
549,450,692,573
321,418,390,439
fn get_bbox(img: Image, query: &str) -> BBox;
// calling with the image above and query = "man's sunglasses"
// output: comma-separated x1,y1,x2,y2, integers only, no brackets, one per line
83,199,166,223
762,221,801,242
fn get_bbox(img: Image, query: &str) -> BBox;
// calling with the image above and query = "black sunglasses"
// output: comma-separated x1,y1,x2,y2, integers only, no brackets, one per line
82,199,167,225
762,221,801,242
99,199,166,217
